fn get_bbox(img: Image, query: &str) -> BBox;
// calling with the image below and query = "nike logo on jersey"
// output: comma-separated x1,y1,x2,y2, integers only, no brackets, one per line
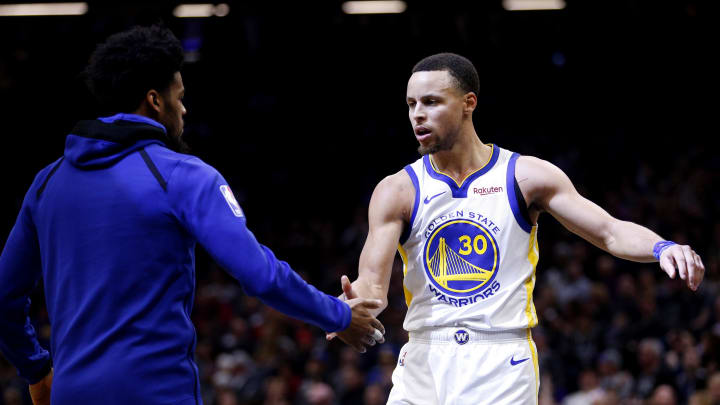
510,356,530,366
424,191,446,204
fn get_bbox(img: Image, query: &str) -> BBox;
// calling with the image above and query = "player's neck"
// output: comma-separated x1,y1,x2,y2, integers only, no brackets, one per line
430,128,491,184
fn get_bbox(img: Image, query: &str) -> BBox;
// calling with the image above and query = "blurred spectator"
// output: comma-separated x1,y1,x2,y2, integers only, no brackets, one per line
363,384,387,405
689,372,720,405
634,339,675,399
299,382,334,405
2,387,23,405
597,349,633,399
263,377,289,405
649,385,678,405
562,369,604,405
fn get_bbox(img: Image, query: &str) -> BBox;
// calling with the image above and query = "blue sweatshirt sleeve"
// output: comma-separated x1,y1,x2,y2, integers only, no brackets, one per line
0,186,52,384
167,157,351,332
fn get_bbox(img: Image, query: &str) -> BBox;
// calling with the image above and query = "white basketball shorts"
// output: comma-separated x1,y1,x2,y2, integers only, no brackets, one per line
387,328,539,405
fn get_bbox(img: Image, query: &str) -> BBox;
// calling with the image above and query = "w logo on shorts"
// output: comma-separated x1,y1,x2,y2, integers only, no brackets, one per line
454,329,469,345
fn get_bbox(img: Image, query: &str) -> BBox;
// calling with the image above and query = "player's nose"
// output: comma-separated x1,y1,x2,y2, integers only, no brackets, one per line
411,105,426,122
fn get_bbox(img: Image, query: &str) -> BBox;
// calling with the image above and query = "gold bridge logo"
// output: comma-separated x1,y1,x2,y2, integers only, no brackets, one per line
429,237,493,287
424,219,499,297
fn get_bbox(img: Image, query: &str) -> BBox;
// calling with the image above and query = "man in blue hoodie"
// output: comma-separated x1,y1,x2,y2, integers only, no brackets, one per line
0,25,384,405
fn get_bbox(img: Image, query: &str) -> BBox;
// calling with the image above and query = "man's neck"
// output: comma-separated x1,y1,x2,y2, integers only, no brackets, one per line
131,105,156,121
430,126,492,185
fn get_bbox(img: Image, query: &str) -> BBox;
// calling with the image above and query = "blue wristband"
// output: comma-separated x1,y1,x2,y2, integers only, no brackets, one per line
653,240,677,261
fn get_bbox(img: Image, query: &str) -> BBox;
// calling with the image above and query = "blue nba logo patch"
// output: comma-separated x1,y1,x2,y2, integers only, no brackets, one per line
399,351,407,366
219,185,243,217
454,329,469,345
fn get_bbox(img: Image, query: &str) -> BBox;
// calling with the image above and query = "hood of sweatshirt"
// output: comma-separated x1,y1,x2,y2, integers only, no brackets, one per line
64,114,169,169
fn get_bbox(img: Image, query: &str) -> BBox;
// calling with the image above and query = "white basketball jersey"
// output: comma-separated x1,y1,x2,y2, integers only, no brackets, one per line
398,145,539,332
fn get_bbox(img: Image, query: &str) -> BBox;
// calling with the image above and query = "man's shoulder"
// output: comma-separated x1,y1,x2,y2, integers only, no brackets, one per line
515,155,565,183
145,144,214,171
370,168,415,222
378,168,414,195
143,145,221,185
29,156,65,191
515,154,574,208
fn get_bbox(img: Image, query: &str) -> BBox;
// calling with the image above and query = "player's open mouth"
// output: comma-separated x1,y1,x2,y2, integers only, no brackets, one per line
415,126,432,141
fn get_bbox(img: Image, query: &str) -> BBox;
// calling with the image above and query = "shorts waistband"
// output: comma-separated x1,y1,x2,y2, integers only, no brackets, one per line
408,327,529,344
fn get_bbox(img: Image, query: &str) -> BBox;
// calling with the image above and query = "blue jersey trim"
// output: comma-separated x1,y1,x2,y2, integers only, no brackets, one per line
506,153,533,233
422,145,500,198
399,165,420,245
98,113,167,133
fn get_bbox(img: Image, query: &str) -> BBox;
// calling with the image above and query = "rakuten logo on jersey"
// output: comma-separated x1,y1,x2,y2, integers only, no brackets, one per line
473,186,503,196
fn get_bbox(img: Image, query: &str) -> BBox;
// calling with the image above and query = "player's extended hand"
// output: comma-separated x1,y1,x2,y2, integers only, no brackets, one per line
327,275,385,347
29,368,53,405
336,297,385,353
659,244,705,291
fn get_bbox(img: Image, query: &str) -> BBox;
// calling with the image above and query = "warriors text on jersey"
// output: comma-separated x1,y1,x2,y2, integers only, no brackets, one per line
398,145,539,332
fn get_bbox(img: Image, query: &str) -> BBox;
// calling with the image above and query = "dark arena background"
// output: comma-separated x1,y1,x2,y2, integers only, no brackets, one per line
1,1,718,404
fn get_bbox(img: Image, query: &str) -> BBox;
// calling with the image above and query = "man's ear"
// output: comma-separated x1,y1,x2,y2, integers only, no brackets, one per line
464,92,477,114
145,89,162,113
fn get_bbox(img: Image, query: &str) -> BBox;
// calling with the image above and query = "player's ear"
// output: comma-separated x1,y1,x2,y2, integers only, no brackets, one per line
145,89,162,113
464,92,477,114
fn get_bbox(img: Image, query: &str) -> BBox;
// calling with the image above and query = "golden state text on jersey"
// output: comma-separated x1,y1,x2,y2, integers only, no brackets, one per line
424,217,501,306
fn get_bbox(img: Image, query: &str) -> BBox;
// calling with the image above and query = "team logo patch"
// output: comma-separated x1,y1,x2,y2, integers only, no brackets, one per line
219,185,244,217
454,329,470,345
424,219,499,297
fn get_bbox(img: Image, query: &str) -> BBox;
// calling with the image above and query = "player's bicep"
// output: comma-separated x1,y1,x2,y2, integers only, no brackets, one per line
532,160,616,248
357,173,412,290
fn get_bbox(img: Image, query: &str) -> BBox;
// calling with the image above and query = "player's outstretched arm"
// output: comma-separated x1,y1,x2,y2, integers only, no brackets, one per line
516,156,705,291
346,170,414,315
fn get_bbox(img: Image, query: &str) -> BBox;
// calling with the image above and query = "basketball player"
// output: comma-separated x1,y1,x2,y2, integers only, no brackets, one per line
333,53,705,404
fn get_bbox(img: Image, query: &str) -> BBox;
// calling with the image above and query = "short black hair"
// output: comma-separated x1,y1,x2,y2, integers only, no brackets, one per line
412,53,479,95
84,25,184,113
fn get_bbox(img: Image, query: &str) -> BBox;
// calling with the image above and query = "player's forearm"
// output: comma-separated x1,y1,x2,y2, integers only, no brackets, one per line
603,219,663,262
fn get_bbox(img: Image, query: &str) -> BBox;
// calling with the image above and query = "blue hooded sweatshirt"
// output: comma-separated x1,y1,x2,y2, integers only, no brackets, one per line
0,114,351,405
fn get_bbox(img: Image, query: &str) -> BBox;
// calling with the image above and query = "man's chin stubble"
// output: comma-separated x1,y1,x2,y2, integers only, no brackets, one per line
418,144,441,156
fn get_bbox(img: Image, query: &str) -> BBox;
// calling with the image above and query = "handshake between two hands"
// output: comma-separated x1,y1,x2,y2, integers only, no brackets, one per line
327,275,386,353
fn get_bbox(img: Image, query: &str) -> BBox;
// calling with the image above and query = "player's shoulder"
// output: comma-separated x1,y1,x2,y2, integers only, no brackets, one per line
28,156,64,190
375,168,414,198
515,154,574,202
145,145,222,188
36,156,65,178
516,155,565,180
370,168,415,221
148,145,212,171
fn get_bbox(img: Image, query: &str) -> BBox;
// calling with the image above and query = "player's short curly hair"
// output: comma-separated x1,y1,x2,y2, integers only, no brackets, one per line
412,53,480,95
84,25,184,113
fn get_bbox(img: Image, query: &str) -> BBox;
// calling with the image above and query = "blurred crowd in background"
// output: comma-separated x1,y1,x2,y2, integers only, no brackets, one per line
1,1,717,404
